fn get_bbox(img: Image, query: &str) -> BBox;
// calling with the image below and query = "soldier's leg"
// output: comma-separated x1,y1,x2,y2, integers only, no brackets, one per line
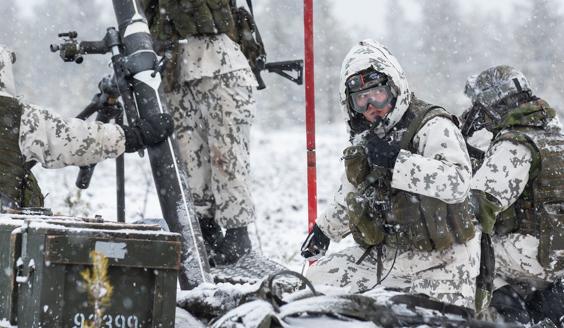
494,234,564,324
166,82,222,249
306,245,412,293
205,70,256,228
494,234,562,284
308,232,481,309
405,232,481,310
202,70,256,263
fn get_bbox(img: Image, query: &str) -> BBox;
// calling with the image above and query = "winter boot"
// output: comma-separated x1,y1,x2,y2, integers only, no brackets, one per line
214,226,252,265
526,278,564,327
199,217,224,253
490,285,531,325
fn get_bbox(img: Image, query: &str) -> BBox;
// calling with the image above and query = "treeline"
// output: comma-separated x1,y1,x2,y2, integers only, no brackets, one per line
1,0,562,127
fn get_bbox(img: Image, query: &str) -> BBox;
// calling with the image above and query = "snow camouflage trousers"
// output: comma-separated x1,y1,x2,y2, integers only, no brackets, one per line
166,69,256,229
494,234,564,286
307,231,482,310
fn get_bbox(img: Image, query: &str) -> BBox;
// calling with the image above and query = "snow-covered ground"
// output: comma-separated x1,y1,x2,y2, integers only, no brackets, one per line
33,122,352,272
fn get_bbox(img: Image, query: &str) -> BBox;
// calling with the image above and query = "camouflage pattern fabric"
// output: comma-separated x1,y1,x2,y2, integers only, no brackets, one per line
317,115,473,241
472,124,564,282
493,233,564,286
471,139,533,209
166,68,257,229
391,115,472,203
19,104,125,169
306,231,481,310
311,39,476,310
175,34,253,83
318,40,472,241
317,175,355,241
464,65,531,108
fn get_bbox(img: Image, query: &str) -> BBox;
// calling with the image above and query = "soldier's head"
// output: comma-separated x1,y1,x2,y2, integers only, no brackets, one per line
340,39,411,135
462,65,533,135
0,45,16,98
344,68,397,124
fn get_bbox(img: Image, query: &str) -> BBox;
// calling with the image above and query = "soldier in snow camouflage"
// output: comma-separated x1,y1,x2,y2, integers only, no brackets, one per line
302,39,480,310
463,65,564,324
142,0,258,264
0,45,173,210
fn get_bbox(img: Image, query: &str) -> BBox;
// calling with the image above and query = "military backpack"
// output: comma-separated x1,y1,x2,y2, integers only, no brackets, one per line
489,99,564,271
0,97,43,209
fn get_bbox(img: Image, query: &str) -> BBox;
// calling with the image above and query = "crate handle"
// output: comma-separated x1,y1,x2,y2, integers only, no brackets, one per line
16,259,35,284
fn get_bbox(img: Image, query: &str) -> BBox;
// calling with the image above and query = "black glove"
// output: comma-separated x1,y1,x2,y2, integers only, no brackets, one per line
301,224,330,260
123,113,174,153
365,134,400,169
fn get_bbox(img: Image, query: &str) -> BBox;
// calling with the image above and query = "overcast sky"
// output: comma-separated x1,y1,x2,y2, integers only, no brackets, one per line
333,0,564,38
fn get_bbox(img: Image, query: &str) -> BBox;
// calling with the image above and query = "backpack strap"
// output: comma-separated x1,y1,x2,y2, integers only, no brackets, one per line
399,105,446,150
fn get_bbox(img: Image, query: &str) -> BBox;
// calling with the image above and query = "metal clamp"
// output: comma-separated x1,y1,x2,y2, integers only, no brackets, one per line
16,259,35,284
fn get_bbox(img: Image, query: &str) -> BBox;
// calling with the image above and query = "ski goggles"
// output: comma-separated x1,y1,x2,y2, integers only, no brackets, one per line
346,71,394,113
348,85,395,114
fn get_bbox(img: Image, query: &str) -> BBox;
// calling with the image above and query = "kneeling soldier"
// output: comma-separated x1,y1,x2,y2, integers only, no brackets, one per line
302,39,479,310
464,65,564,325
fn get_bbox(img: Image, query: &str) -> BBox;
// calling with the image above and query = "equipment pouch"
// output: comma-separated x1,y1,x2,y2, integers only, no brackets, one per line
192,0,216,34
391,192,433,251
346,191,385,247
21,172,44,208
420,197,454,251
494,206,519,235
172,0,198,36
162,46,181,93
343,145,370,188
447,201,476,243
207,0,235,35
537,202,564,271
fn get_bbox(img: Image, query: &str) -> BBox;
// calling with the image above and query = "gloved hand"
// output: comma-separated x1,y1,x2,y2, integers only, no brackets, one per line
301,224,330,260
365,134,400,169
123,113,174,153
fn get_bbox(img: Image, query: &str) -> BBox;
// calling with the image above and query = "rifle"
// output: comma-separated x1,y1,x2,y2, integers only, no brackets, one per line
231,0,304,90
254,59,304,90
459,105,486,162
50,0,211,290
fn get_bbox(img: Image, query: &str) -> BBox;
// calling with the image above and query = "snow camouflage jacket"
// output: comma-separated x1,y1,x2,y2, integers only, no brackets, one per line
318,40,473,244
0,46,125,208
472,99,564,271
0,98,126,208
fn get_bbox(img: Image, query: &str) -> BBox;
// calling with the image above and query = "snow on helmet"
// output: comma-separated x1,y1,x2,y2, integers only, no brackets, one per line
339,39,411,135
464,65,531,108
0,44,16,98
